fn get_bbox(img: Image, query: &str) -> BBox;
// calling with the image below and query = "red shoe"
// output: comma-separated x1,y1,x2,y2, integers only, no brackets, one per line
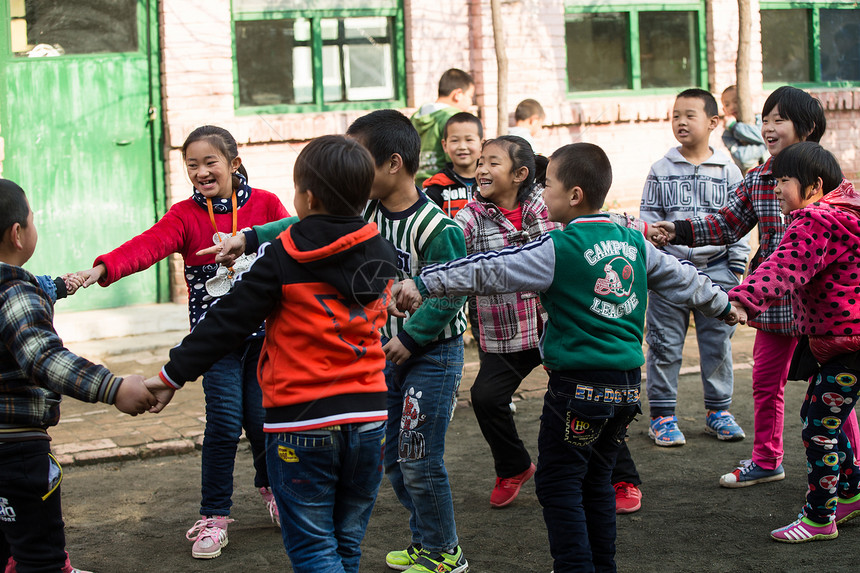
490,463,536,508
614,481,642,514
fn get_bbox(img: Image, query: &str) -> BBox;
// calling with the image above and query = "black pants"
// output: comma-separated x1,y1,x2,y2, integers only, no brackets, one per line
610,439,641,486
0,440,67,573
472,349,544,478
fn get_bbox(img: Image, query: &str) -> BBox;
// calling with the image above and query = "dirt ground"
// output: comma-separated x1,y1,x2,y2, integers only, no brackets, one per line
58,343,860,573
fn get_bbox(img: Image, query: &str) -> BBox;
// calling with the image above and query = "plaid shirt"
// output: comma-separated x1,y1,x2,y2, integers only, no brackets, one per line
454,188,562,353
689,157,795,335
0,263,121,439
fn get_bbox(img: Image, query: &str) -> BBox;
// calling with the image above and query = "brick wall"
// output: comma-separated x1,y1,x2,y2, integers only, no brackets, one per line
158,0,860,304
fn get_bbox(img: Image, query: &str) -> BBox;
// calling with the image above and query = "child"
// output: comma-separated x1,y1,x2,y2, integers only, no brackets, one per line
394,142,736,572
640,88,749,447
143,135,397,572
423,112,482,219
0,179,155,573
721,85,768,174
653,86,860,487
508,98,545,153
727,142,860,542
351,110,470,573
75,126,289,559
455,135,560,508
412,68,476,186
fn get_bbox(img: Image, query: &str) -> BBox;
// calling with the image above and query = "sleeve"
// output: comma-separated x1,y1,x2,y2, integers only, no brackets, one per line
399,224,469,349
94,205,189,287
724,165,752,273
728,213,843,319
252,216,298,246
687,172,760,247
35,275,57,303
730,121,766,146
643,240,730,318
417,234,557,298
638,167,664,224
453,207,475,253
161,241,285,387
0,283,121,403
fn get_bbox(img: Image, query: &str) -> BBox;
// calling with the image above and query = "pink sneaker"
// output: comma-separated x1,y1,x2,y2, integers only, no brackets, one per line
490,463,536,508
771,515,837,543
260,487,280,527
186,515,234,559
836,494,860,525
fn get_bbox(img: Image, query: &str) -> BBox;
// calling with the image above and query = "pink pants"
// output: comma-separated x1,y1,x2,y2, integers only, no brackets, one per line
752,330,860,470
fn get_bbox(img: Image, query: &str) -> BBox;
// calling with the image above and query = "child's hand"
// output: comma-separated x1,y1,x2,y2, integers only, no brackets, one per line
61,273,84,295
724,301,748,326
144,375,176,413
113,375,157,416
197,234,246,267
650,221,676,245
383,336,412,365
393,279,422,314
77,264,106,288
646,226,669,248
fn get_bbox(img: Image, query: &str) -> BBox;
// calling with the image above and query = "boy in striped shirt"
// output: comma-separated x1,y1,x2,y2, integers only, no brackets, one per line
348,110,470,573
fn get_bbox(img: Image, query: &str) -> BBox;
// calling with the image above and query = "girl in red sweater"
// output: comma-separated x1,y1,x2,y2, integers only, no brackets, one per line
75,126,288,560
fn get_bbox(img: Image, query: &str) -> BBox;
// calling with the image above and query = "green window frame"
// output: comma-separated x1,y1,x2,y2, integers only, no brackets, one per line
231,0,406,114
760,1,860,88
564,0,707,97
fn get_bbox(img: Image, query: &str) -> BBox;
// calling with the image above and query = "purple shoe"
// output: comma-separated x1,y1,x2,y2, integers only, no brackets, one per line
771,515,837,543
836,495,860,525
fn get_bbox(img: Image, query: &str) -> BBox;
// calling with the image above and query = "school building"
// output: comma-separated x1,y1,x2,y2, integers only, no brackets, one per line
1,0,858,310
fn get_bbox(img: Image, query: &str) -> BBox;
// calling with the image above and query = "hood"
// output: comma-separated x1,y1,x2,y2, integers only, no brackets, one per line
411,106,456,137
280,214,397,306
665,146,733,167
821,179,860,217
423,164,472,189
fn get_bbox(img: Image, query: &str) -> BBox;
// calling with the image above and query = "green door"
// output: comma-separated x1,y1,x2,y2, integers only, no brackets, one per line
0,0,165,311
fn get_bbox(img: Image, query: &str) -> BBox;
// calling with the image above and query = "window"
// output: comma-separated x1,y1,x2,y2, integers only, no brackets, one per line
232,0,405,112
564,1,706,94
761,2,860,86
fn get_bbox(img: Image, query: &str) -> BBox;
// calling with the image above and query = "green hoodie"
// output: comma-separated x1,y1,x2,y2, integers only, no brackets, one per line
411,105,460,187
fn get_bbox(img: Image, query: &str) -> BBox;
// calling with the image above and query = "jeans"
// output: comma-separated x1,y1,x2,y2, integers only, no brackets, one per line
383,336,464,554
610,439,641,486
471,349,543,478
535,368,641,573
267,422,386,573
200,338,269,516
646,262,738,416
0,441,67,573
801,362,860,522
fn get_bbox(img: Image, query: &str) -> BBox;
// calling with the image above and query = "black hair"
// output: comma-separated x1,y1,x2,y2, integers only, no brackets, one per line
762,86,826,143
772,142,843,197
438,68,475,97
0,179,29,239
481,135,537,202
442,112,484,139
346,109,420,176
515,99,546,122
181,125,249,189
293,135,375,216
548,143,613,210
676,88,719,118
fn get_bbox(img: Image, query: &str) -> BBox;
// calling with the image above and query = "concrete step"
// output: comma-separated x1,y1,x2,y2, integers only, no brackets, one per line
54,302,188,344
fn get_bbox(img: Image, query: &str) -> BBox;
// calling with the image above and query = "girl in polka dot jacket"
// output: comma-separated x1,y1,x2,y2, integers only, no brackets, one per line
74,126,288,559
729,142,860,544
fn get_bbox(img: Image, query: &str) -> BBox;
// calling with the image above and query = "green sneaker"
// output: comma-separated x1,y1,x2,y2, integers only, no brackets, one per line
405,545,469,572
386,543,424,571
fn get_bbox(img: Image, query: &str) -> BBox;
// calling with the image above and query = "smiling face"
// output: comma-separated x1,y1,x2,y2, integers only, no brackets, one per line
476,141,521,206
672,96,715,148
184,140,241,200
774,175,821,215
441,121,481,175
761,104,803,157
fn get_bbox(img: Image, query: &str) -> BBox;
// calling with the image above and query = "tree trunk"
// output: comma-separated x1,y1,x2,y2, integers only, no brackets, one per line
736,0,753,123
490,0,508,136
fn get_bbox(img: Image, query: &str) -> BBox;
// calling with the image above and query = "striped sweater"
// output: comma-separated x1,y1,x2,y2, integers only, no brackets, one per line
363,192,467,351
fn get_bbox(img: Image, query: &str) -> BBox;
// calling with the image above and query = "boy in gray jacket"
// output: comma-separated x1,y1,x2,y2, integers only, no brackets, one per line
639,88,750,447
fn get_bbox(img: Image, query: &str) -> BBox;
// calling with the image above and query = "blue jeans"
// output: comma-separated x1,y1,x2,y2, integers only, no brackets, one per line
535,368,641,573
646,262,739,416
200,338,268,516
267,421,385,573
382,336,464,554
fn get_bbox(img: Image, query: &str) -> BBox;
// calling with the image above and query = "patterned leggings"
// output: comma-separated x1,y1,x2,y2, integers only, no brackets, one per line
801,361,860,522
